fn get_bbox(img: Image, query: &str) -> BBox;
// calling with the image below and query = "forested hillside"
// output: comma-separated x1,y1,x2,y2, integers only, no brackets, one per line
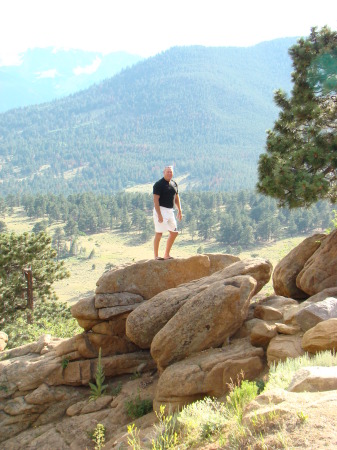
2,190,334,256
0,39,296,195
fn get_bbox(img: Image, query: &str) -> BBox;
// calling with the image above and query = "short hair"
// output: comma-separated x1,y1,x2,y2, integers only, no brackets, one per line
164,165,173,170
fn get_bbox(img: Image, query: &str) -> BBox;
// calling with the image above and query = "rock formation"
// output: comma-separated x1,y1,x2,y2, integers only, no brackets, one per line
1,236,337,448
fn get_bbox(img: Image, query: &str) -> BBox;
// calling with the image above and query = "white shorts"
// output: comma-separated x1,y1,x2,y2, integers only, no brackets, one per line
153,207,178,233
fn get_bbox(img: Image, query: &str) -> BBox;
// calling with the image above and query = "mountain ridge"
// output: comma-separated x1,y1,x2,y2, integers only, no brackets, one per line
0,38,297,195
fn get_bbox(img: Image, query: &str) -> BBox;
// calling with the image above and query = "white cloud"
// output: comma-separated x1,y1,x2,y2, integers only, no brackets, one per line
73,56,102,76
0,0,336,64
35,69,58,79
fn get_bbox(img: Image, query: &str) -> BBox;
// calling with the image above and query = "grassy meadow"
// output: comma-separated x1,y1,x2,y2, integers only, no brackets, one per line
4,207,308,304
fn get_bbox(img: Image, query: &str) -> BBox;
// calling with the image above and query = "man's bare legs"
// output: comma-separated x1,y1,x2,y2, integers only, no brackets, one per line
163,231,178,259
154,232,163,259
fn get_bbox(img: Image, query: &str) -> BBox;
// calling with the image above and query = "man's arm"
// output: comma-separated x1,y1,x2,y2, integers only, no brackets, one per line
153,194,163,222
175,194,182,221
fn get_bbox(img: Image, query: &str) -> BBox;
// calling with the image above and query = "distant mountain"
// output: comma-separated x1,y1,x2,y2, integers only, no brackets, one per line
0,38,297,196
0,48,143,112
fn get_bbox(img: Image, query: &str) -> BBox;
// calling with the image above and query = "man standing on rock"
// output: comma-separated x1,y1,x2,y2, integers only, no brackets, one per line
153,165,182,260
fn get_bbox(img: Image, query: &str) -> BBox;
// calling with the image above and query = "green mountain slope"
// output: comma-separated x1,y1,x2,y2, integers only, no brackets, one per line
0,38,296,195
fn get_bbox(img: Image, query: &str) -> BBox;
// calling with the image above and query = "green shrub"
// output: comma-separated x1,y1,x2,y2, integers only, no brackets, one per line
2,301,81,349
125,391,152,419
178,397,228,446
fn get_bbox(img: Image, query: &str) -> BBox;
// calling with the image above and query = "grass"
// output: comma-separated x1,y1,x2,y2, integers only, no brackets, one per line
3,207,309,304
265,351,337,391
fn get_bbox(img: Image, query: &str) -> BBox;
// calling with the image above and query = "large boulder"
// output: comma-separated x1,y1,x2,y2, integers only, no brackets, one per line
301,318,337,353
205,253,240,274
267,334,304,365
288,366,337,392
153,338,264,412
151,275,257,371
126,258,272,349
273,234,326,299
297,229,337,296
295,297,337,332
95,255,211,299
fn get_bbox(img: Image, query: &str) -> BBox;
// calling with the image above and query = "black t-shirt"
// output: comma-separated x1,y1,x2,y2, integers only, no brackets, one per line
153,177,178,208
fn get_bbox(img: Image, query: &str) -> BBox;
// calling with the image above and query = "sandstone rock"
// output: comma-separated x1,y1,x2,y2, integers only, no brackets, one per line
0,411,41,444
46,352,156,386
222,356,265,389
75,332,138,358
153,338,264,412
3,396,47,415
0,331,8,351
96,255,211,299
273,233,326,298
92,316,128,337
151,276,257,371
275,323,301,335
98,304,141,319
254,295,298,321
297,229,337,296
217,258,272,295
71,296,98,320
283,288,337,325
288,366,337,392
295,297,337,332
233,318,264,339
1,353,62,394
25,383,76,405
76,318,102,331
126,258,272,349
254,305,283,321
95,292,144,308
267,334,304,365
250,322,277,348
259,295,299,311
205,253,240,274
54,337,77,357
302,318,337,353
66,395,113,416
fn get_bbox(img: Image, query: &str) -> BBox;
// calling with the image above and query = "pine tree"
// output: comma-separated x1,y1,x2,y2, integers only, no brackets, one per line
257,26,337,208
0,232,70,325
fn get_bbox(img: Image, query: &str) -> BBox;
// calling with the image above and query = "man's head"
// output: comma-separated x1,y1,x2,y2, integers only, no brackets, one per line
163,165,173,181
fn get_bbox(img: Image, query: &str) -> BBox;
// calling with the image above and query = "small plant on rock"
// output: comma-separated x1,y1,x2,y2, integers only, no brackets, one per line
91,423,106,450
125,390,153,419
89,347,108,401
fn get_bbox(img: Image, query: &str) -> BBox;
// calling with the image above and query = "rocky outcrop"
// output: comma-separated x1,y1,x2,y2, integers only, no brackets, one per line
2,235,337,447
151,275,257,371
273,234,326,298
301,318,337,353
297,229,337,296
153,338,264,412
266,334,305,365
126,258,272,349
95,255,212,299
295,297,337,332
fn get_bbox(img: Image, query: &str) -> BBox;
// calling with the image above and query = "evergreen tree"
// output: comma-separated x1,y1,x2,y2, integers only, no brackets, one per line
257,27,337,208
0,232,69,325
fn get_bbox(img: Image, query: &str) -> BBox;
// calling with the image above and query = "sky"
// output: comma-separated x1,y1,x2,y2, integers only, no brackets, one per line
0,0,336,66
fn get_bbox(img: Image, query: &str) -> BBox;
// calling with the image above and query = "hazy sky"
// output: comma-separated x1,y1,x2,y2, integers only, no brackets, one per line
1,0,336,65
